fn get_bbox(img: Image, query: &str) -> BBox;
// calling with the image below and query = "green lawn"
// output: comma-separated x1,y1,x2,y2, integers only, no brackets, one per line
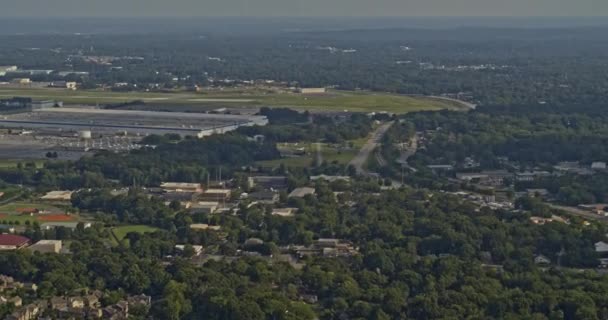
0,202,63,214
258,138,367,169
0,88,466,114
0,159,46,169
112,225,160,241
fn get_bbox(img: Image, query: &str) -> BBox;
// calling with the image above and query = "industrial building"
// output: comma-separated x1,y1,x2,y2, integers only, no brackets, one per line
0,65,18,76
296,88,327,94
0,97,61,113
0,234,30,250
0,107,268,137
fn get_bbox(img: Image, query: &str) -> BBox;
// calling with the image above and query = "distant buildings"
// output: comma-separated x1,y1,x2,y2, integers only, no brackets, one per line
0,65,17,76
534,254,551,265
285,238,358,258
160,182,203,193
456,170,511,186
0,97,61,113
592,162,607,170
595,241,608,256
427,164,454,172
40,190,74,201
296,88,326,94
310,175,351,183
515,171,551,182
40,222,92,230
271,208,298,217
248,176,288,190
288,187,316,198
49,81,78,90
175,244,204,256
190,224,221,231
200,189,231,202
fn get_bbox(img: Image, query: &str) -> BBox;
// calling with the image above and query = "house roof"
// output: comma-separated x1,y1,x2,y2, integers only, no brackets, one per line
0,234,30,246
288,187,316,198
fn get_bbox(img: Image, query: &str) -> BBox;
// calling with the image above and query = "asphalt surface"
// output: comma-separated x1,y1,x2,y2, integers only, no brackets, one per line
349,121,394,176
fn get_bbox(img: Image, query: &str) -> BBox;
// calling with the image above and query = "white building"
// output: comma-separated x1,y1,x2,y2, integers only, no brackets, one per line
297,88,326,94
595,241,608,253
175,244,203,256
0,65,17,76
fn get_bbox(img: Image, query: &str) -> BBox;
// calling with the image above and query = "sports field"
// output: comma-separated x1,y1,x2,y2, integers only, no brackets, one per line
0,87,468,114
112,225,159,241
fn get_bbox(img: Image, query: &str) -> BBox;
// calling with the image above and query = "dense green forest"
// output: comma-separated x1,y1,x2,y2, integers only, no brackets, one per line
2,183,608,319
393,104,608,167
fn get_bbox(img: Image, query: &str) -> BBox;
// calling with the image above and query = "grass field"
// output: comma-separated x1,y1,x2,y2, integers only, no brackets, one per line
257,137,367,168
0,201,75,224
0,87,466,114
0,159,46,169
112,225,159,241
0,202,63,214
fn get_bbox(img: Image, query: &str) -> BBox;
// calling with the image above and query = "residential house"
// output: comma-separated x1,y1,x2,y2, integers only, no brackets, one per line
427,164,454,172
310,175,351,183
40,190,74,202
175,244,204,256
5,301,44,320
271,208,298,217
595,241,608,253
288,187,315,198
534,254,551,266
190,224,221,231
515,171,551,182
160,191,198,203
40,222,92,230
160,182,203,193
0,296,22,307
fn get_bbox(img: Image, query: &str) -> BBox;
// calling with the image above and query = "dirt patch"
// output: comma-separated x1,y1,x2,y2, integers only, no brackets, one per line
37,214,74,222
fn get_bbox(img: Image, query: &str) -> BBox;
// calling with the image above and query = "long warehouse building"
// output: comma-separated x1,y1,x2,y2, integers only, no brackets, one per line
0,108,268,137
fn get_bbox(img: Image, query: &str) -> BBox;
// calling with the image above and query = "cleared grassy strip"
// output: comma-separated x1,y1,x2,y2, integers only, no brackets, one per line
0,88,463,114
111,225,159,241
257,138,367,168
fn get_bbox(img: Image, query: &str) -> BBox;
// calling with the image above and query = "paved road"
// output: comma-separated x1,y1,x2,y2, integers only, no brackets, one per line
349,121,394,176
547,203,608,222
427,95,477,110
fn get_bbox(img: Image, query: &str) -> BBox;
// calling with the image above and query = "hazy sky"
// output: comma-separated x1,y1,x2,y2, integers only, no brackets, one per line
2,0,606,17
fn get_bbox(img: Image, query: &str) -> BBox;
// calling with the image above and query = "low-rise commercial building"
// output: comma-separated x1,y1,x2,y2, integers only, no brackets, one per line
248,176,288,190
200,189,231,202
28,240,62,253
160,182,203,193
